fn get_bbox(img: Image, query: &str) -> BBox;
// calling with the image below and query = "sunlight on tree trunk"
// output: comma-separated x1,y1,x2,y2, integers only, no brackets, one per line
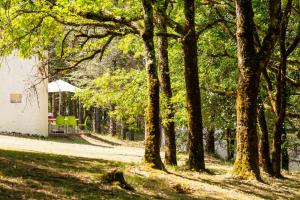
232,0,260,180
142,0,163,169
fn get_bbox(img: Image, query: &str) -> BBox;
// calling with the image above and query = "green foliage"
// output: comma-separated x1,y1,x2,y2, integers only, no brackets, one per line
75,69,147,131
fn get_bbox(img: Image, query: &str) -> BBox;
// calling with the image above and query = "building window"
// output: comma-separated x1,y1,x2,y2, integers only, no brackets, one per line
10,94,22,103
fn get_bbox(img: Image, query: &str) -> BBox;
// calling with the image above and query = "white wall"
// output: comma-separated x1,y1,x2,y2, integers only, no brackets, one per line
0,53,48,136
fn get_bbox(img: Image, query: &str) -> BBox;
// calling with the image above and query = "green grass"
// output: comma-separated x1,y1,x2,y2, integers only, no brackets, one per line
0,149,196,199
0,144,299,199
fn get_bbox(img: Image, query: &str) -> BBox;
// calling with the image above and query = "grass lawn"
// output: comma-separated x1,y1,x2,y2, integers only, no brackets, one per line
0,138,299,199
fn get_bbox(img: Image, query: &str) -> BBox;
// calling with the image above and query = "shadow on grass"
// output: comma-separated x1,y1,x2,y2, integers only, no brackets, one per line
86,134,122,146
0,133,115,148
0,149,197,200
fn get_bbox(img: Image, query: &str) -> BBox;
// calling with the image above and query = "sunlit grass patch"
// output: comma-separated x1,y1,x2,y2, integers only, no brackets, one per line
0,149,299,199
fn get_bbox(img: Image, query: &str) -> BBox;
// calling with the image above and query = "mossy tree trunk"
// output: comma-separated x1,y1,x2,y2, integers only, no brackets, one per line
157,0,177,166
182,0,205,171
257,104,273,175
142,0,163,169
205,128,215,154
232,0,260,180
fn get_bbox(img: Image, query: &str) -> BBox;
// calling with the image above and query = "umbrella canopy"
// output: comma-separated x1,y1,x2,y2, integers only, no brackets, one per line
48,80,80,93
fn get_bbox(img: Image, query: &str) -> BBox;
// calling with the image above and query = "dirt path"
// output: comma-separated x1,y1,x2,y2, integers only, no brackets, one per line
0,134,144,163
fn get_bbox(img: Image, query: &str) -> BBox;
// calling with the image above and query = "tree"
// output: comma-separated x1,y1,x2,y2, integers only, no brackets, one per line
182,0,205,170
142,0,163,169
156,0,177,165
257,103,273,175
205,127,215,154
232,0,261,180
271,0,293,177
232,0,282,180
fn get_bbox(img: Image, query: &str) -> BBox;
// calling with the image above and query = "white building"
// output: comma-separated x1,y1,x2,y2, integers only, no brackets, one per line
0,53,48,136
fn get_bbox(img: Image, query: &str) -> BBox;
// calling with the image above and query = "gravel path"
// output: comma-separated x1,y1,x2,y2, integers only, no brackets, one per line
0,134,144,163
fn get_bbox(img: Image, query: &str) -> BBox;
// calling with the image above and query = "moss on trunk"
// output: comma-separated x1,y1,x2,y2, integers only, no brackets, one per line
232,0,260,180
157,1,177,166
142,0,163,170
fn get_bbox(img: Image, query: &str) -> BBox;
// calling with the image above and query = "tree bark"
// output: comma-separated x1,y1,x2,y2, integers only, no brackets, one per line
142,0,163,169
271,0,291,177
232,0,260,180
72,100,78,117
157,0,177,166
281,127,289,170
120,120,127,140
78,102,84,124
109,105,117,136
206,128,215,154
93,107,101,133
182,0,205,171
226,128,234,160
257,104,273,175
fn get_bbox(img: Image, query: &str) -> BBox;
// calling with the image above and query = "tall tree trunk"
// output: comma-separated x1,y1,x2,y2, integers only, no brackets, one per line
226,128,234,160
71,100,78,117
142,0,163,169
157,0,177,166
93,107,101,133
121,121,128,140
257,104,273,175
206,128,215,154
232,0,260,180
109,105,117,136
182,0,205,171
271,57,286,177
281,127,289,170
78,102,84,124
271,0,291,177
